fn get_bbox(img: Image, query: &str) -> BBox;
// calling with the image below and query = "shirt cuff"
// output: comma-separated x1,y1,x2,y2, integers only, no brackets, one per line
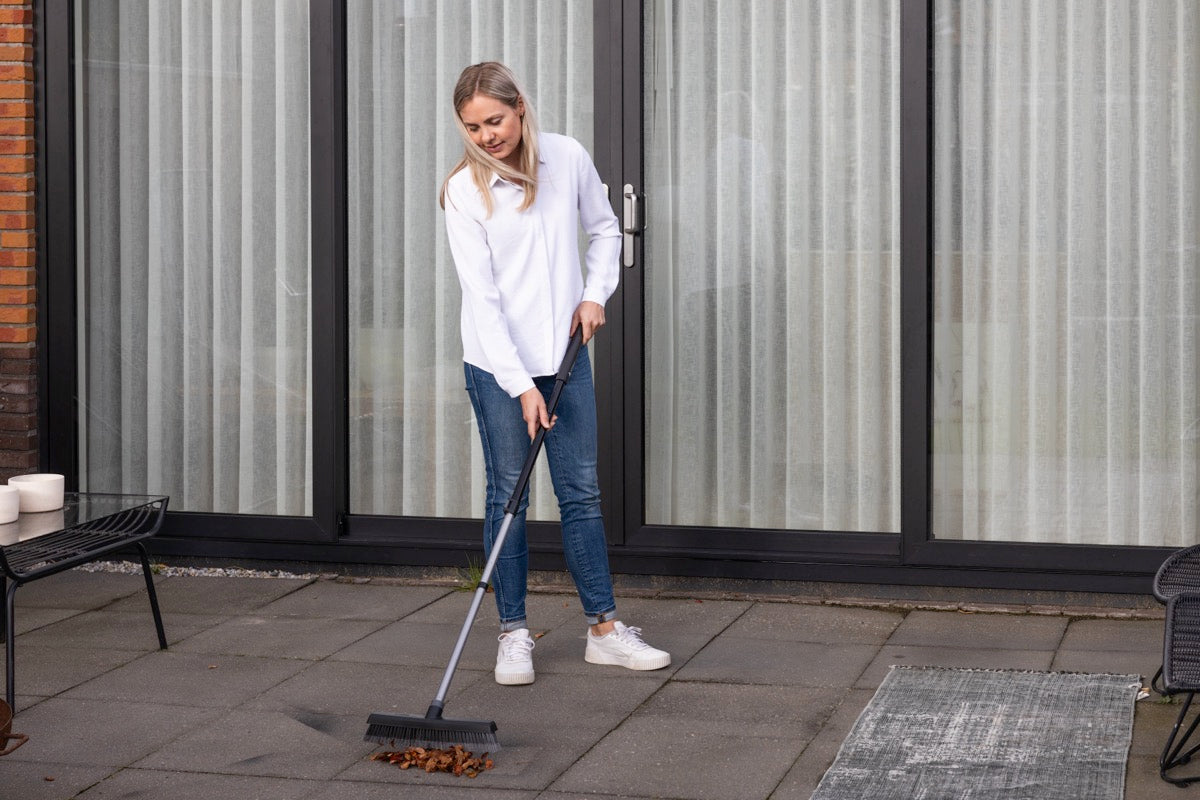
581,286,610,308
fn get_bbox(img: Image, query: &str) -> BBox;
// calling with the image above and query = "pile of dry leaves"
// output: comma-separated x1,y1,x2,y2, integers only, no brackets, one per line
370,745,494,778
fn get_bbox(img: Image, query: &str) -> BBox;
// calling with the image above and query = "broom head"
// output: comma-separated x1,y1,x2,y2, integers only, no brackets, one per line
364,711,500,752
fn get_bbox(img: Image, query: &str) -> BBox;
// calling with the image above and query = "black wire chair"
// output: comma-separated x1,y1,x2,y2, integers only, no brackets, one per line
1160,590,1200,785
1152,544,1200,694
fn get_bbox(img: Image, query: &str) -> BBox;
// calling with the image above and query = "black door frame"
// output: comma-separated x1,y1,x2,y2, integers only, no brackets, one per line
36,0,1172,591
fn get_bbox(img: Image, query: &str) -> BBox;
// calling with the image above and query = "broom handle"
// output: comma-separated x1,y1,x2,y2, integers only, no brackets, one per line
428,329,585,718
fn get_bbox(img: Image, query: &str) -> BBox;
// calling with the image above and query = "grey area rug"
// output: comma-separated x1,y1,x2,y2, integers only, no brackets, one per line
812,666,1141,800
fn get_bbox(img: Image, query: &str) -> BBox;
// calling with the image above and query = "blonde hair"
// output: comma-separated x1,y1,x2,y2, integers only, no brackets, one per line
439,62,540,216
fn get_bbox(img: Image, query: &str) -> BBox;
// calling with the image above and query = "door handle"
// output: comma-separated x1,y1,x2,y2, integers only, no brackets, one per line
622,184,642,268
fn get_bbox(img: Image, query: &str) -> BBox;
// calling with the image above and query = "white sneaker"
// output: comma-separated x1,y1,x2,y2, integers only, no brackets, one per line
585,621,671,671
495,628,535,685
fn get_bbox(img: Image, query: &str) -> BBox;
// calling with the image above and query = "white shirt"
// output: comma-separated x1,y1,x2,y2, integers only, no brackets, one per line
443,132,621,397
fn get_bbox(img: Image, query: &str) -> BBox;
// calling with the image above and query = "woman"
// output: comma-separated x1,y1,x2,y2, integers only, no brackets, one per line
440,62,669,685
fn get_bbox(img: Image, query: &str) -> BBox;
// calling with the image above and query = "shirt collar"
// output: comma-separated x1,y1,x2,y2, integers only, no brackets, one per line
487,148,547,187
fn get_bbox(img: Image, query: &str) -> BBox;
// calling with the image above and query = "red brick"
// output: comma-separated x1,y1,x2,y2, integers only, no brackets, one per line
0,326,32,344
0,250,33,267
0,287,32,304
0,27,33,45
0,450,38,469
0,266,31,283
0,212,31,229
0,138,31,156
0,45,31,62
0,358,32,377
0,9,31,24
0,155,33,173
0,231,32,248
0,390,34,412
0,64,29,81
0,433,34,452
0,307,32,324
0,193,32,211
0,83,30,101
0,412,36,432
0,118,30,136
0,101,32,119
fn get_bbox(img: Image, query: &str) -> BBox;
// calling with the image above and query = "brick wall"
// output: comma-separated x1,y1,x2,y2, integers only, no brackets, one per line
0,1,36,481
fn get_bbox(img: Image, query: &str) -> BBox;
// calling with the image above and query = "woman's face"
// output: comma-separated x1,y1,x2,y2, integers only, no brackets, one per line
458,93,525,169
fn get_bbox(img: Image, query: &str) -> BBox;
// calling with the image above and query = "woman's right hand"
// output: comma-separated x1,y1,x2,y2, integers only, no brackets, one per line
519,387,554,440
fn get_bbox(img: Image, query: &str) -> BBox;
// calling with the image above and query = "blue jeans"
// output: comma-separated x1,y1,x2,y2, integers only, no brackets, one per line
464,345,617,631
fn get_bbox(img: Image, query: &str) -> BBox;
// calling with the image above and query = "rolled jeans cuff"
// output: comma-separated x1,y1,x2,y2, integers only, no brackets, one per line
499,618,528,633
585,607,617,626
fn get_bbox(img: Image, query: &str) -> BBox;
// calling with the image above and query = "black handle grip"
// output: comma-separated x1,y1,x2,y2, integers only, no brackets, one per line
557,327,585,382
502,328,587,517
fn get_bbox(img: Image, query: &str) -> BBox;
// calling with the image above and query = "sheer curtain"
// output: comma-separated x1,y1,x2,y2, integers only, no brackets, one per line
76,1,312,515
644,1,901,532
933,1,1200,546
347,2,594,519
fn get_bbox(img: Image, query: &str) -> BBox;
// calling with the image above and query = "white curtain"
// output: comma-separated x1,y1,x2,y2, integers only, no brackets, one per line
933,1,1200,546
77,1,312,515
644,1,901,532
347,2,594,519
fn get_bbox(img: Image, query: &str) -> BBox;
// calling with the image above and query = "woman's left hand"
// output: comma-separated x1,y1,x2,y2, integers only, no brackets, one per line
571,301,606,344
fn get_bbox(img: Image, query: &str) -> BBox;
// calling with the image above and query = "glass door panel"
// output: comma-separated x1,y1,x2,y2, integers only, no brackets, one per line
642,0,901,532
346,3,596,520
931,1,1200,547
75,1,313,515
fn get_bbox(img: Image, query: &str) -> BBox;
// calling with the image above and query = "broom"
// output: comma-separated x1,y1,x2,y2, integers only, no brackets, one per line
364,328,586,752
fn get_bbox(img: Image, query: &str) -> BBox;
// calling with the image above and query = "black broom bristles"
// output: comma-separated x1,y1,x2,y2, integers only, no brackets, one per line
364,712,500,752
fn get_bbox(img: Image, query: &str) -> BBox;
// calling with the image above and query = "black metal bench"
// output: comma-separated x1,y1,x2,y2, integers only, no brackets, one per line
0,493,170,711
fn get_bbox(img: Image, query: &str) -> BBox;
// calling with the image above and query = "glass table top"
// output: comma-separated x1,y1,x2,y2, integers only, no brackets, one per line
0,492,168,547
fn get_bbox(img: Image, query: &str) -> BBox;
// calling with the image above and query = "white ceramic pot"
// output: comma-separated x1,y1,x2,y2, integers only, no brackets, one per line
8,473,65,513
0,484,18,525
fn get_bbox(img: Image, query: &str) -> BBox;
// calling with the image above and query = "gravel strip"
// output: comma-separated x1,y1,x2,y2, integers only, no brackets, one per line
75,559,318,580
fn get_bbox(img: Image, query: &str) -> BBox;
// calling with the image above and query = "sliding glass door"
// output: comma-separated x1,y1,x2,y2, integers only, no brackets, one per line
636,0,902,539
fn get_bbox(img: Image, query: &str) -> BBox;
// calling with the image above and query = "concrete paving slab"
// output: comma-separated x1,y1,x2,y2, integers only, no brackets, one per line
173,615,389,660
248,660,489,717
634,681,838,740
0,697,222,767
328,620,501,671
62,650,310,707
74,768,324,800
1060,617,1163,653
1126,754,1191,800
1131,697,1181,758
15,610,226,651
675,637,878,688
769,688,874,800
1050,648,1156,682
134,708,375,780
11,570,150,609
0,644,144,699
340,724,603,792
855,646,1055,689
308,784,537,800
721,602,903,644
10,606,82,635
401,590,586,630
257,582,451,621
886,609,1068,650
105,575,315,615
0,760,116,800
550,716,809,800
444,672,666,739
